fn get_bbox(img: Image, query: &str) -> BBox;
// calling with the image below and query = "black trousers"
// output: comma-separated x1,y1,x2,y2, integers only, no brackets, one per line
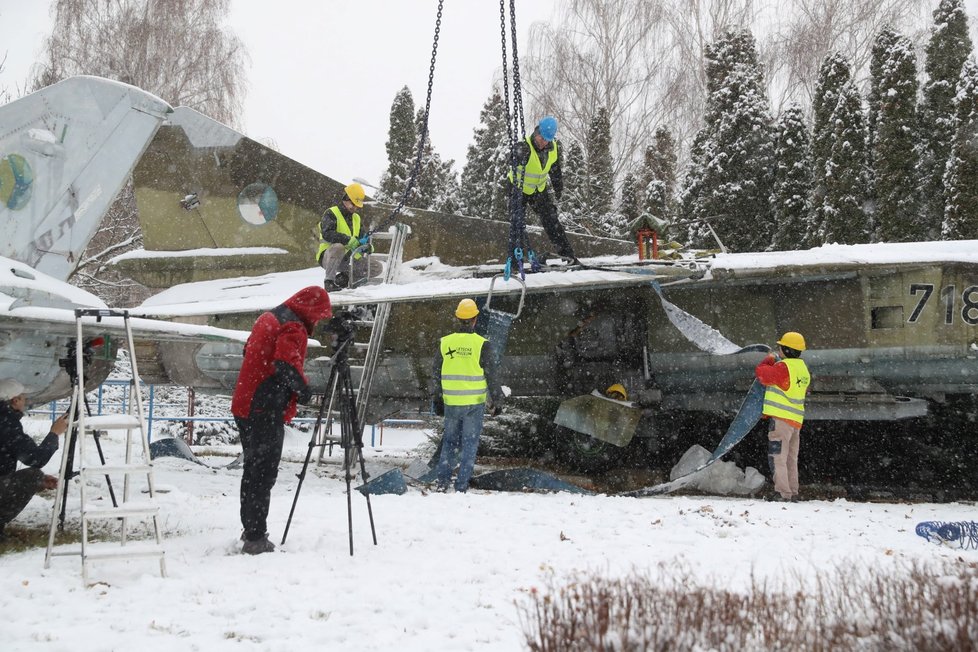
522,191,575,259
0,467,43,529
235,414,285,541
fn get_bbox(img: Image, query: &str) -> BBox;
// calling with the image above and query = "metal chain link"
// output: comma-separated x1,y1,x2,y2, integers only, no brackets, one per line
501,0,530,277
380,0,444,230
508,0,526,141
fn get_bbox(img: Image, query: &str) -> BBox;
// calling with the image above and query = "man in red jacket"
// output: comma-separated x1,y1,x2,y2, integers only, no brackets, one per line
231,286,331,554
755,331,811,502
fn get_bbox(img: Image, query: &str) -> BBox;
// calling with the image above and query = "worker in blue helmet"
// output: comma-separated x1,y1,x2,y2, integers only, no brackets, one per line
506,116,576,261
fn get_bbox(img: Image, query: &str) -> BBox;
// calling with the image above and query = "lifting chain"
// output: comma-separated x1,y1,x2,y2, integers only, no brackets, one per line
500,0,532,280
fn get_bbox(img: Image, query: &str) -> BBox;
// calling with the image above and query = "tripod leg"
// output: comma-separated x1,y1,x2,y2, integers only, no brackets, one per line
82,393,118,507
282,390,330,545
89,432,118,507
58,426,78,531
354,432,378,546
345,443,354,556
340,363,377,554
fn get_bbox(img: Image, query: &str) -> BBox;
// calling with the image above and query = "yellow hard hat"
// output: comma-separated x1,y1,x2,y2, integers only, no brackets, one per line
777,331,806,351
344,182,365,208
455,298,479,320
606,383,628,400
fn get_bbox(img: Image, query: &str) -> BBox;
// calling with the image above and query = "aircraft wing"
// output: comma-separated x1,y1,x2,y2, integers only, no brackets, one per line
0,257,253,404
129,257,700,319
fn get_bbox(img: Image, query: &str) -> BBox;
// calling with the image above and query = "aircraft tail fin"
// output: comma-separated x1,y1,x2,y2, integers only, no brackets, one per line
0,76,172,280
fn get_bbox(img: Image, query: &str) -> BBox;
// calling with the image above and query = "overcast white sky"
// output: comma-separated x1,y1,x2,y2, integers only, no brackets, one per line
0,0,559,187
4,1,978,188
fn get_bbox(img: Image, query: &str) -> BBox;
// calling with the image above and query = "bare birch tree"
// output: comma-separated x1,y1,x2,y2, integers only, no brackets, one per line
522,0,671,181
30,0,248,305
521,0,928,188
33,0,247,126
522,0,758,182
765,0,928,112
0,53,10,104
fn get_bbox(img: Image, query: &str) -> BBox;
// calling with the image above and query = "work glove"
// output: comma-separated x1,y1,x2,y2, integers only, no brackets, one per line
345,235,360,251
297,384,313,405
433,398,445,417
486,398,502,417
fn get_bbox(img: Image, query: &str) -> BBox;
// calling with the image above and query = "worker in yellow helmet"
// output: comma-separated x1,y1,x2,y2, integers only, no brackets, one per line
604,383,628,401
316,183,377,291
430,299,504,493
755,331,811,502
506,116,576,262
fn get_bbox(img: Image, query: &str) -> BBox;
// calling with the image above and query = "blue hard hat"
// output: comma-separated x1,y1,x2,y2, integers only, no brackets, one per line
538,116,558,141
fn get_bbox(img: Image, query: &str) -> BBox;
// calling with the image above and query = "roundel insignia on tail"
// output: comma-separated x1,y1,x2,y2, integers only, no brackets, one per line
236,182,280,225
0,153,34,211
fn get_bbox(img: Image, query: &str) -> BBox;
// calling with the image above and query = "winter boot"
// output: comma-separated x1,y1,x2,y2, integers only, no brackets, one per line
242,535,276,555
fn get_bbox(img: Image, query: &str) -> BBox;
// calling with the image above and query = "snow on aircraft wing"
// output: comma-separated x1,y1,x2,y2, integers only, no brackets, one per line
0,257,249,344
128,259,696,319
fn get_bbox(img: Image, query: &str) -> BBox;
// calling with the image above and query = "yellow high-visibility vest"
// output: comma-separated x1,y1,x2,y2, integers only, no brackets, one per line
762,357,811,424
316,205,362,261
508,136,558,195
440,332,488,406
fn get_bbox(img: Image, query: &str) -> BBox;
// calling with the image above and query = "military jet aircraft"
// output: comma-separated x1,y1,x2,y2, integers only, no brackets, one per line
6,77,978,480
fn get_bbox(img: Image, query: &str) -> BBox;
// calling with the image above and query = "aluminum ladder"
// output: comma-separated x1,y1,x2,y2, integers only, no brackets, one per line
44,309,166,584
317,223,408,463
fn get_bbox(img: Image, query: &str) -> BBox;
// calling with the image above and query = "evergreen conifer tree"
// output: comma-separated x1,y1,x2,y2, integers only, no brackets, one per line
640,127,679,236
770,104,812,251
867,27,900,184
818,81,870,244
809,53,853,246
411,109,458,213
614,172,640,239
872,32,920,242
680,29,775,252
584,107,615,234
459,89,510,220
920,0,974,238
942,59,978,239
679,129,710,244
558,139,590,234
378,87,418,204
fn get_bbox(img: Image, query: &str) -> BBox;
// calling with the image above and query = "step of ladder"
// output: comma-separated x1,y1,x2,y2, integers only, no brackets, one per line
83,541,166,562
83,414,144,430
79,464,153,478
83,502,159,520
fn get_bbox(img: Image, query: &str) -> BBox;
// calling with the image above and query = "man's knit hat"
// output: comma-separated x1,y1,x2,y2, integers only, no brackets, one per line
0,379,26,401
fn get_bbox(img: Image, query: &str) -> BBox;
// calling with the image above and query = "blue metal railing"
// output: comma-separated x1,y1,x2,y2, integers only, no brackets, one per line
33,381,429,446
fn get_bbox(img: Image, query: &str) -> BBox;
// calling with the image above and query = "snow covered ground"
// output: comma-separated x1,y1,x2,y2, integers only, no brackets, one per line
1,415,974,652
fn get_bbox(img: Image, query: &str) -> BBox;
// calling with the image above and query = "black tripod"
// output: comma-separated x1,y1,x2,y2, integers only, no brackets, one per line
282,313,377,555
58,339,117,530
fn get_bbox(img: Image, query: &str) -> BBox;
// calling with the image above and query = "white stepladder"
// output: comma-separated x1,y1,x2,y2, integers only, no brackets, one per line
44,308,166,584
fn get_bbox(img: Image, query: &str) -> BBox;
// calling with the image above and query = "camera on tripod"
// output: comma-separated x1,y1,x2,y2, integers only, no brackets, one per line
323,308,369,350
59,337,104,378
323,311,355,349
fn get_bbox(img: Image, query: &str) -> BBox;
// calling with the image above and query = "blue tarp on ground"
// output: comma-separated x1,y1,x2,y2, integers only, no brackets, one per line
149,437,202,464
355,468,408,496
469,468,593,495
